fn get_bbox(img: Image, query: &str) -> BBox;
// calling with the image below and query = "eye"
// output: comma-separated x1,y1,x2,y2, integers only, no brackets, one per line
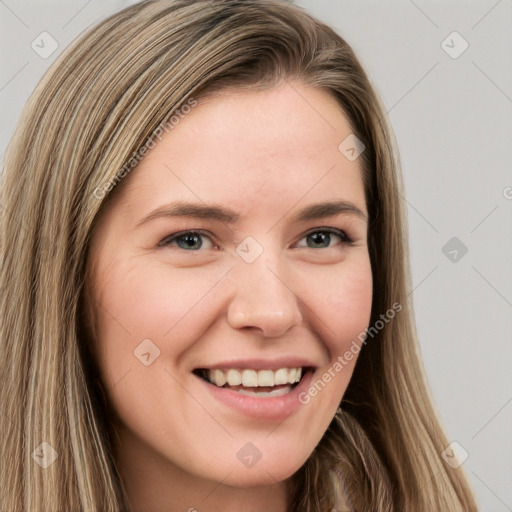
158,230,216,250
295,228,352,249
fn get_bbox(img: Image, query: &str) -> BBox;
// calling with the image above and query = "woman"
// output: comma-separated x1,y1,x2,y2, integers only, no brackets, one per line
0,1,478,511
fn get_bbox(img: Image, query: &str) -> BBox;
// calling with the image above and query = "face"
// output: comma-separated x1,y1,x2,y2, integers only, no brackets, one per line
86,81,372,499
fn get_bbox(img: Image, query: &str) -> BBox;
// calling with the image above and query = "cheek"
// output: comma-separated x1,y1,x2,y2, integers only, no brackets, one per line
296,256,373,404
306,256,373,351
91,259,231,383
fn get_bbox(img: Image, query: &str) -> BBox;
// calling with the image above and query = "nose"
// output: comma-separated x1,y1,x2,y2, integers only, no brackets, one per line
226,261,303,338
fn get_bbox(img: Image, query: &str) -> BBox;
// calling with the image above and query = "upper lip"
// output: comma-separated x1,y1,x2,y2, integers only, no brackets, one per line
194,357,318,371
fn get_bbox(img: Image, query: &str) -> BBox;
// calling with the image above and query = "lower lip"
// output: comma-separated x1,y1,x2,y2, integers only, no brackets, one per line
196,370,315,421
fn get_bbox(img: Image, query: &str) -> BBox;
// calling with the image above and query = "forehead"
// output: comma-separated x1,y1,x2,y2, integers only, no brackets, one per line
111,81,367,220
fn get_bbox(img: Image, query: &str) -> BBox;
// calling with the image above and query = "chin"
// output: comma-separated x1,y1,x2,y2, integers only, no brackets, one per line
223,464,300,489
221,449,311,489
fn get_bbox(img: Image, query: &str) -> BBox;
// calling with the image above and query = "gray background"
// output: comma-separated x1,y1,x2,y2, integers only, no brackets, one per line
1,1,511,510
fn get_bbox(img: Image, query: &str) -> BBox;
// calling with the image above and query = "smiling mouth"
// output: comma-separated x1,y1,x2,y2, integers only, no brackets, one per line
194,367,314,397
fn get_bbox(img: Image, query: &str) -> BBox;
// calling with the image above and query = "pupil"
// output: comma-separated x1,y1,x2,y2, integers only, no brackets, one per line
308,232,330,248
178,234,202,250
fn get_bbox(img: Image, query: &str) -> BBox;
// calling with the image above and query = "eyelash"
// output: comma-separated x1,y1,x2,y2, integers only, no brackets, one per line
298,227,354,247
158,227,354,249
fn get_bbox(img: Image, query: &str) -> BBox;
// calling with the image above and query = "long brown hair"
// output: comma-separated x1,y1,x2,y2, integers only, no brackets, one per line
0,1,478,510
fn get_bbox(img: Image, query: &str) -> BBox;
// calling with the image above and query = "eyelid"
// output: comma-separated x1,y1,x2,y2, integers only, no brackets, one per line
157,226,355,250
294,226,353,247
158,229,218,248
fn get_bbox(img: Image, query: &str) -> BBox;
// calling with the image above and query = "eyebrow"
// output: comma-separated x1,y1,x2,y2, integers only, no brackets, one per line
136,202,240,227
291,201,367,223
136,200,367,227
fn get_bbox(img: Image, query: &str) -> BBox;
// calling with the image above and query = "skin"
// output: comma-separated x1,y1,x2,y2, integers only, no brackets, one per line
86,80,373,512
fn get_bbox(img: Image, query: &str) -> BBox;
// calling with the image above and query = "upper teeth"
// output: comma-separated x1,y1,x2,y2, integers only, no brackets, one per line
207,367,303,387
